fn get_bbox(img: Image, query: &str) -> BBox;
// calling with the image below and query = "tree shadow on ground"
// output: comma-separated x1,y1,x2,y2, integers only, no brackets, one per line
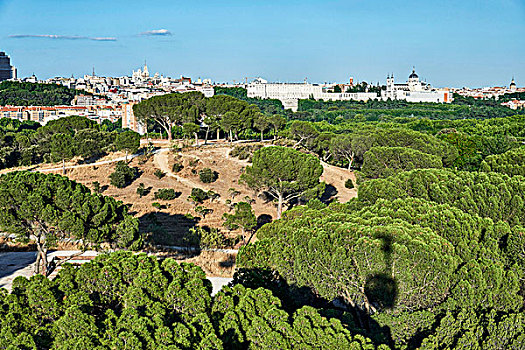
137,212,201,247
77,152,108,165
256,214,273,230
219,255,236,268
319,183,338,204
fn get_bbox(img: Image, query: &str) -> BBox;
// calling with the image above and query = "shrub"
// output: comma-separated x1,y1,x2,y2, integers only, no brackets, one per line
188,187,210,204
154,188,181,200
199,168,219,183
345,178,354,189
110,161,138,188
207,190,220,202
195,206,213,218
152,202,163,210
307,198,327,210
92,181,101,193
154,169,166,179
172,162,184,173
230,145,263,160
200,227,230,249
136,183,148,197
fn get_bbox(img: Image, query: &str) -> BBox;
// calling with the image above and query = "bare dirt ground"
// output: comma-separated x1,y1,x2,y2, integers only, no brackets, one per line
3,141,357,277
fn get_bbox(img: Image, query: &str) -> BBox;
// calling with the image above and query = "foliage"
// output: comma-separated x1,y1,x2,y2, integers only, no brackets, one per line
188,188,211,204
345,178,354,189
214,86,285,114
189,226,231,249
115,130,140,159
0,81,87,106
360,146,443,180
420,308,525,349
136,183,149,197
296,97,523,121
223,202,257,243
481,146,525,176
133,91,205,141
229,144,263,160
0,252,385,349
153,188,181,200
0,116,118,171
109,161,138,188
241,146,324,218
153,169,166,179
198,168,218,183
0,172,142,274
238,196,524,348
358,168,525,227
172,162,184,173
151,202,164,210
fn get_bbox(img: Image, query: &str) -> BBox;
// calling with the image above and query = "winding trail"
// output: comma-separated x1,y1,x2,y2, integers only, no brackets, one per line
153,148,229,204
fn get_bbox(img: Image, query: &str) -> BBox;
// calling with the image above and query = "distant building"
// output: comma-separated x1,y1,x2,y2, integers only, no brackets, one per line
382,68,451,103
510,77,517,92
72,94,95,106
121,102,146,135
0,52,16,82
247,78,378,111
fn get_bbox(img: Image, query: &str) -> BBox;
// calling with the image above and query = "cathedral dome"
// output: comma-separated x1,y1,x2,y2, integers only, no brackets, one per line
409,69,418,79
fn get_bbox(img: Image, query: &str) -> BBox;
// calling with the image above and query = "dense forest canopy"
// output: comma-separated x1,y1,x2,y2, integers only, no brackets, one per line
0,252,386,350
2,85,525,349
0,81,89,106
0,115,135,171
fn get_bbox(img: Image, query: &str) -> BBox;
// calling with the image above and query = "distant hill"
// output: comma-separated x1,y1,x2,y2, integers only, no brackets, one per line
0,81,87,106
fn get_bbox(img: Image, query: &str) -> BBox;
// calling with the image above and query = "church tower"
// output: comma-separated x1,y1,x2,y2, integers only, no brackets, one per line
510,77,517,91
142,60,149,78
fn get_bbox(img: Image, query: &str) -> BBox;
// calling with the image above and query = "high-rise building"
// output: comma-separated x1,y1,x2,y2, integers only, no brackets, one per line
0,52,16,82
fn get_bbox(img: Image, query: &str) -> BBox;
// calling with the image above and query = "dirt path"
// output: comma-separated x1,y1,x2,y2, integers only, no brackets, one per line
154,149,225,202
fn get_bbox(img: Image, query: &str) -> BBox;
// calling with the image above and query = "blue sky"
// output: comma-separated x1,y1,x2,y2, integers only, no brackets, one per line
0,0,524,87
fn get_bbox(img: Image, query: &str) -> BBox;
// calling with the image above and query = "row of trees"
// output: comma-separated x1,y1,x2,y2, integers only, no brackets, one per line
286,121,457,179
295,93,523,122
133,92,287,143
0,116,140,172
0,81,88,106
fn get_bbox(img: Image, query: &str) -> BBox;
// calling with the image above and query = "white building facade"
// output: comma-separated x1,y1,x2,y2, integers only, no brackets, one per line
247,78,378,111
382,69,452,103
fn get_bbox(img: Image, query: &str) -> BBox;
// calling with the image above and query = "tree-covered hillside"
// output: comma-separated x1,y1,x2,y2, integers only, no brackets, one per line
0,81,87,106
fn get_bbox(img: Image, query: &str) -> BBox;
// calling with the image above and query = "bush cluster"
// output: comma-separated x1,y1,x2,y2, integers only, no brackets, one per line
154,169,166,179
109,161,138,188
154,188,181,200
172,162,184,173
199,168,219,183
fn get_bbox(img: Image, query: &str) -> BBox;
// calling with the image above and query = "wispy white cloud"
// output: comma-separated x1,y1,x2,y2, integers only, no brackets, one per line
139,29,172,36
90,37,117,41
9,34,117,41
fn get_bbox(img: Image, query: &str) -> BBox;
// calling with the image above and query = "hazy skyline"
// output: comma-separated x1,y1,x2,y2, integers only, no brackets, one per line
1,0,524,87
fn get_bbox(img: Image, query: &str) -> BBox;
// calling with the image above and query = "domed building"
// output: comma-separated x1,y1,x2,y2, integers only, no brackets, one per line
510,77,517,91
382,68,451,103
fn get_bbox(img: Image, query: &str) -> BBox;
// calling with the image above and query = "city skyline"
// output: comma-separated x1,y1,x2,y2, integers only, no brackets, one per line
1,0,524,87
